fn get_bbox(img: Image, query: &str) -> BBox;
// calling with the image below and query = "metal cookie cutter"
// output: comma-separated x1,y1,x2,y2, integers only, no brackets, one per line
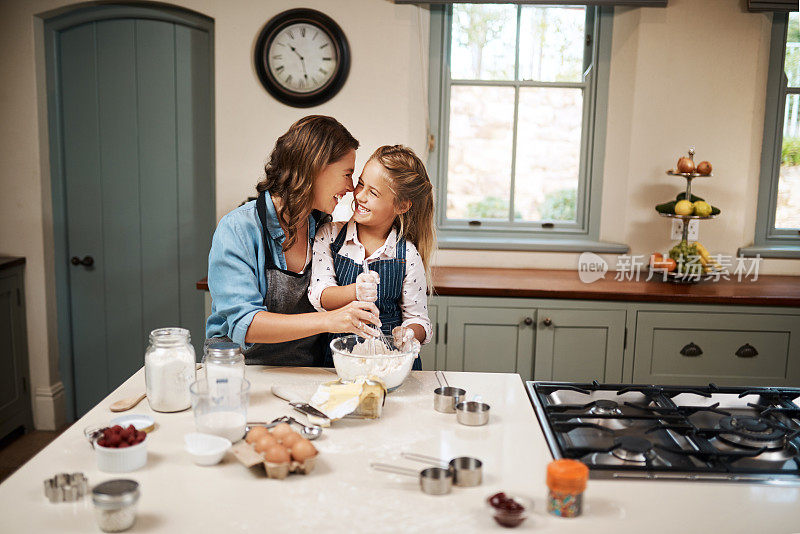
44,473,89,503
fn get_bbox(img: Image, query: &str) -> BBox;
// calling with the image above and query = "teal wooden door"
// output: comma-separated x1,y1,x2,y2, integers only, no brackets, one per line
48,8,214,416
445,306,535,378
534,308,626,382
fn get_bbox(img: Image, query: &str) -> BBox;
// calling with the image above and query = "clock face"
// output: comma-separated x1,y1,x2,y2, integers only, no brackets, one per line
254,9,350,108
267,23,338,94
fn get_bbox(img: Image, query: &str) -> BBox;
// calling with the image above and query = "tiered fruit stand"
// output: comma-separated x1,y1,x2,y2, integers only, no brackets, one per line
656,147,720,283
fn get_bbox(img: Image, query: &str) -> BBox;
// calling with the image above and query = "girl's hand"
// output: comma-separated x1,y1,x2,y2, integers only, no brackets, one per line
392,326,420,354
355,271,380,302
325,301,382,338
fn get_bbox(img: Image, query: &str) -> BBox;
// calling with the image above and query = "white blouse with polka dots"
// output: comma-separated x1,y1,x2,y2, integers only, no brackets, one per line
308,221,432,344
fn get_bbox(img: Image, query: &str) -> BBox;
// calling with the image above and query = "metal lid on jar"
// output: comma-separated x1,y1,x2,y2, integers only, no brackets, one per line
206,341,242,360
91,479,140,509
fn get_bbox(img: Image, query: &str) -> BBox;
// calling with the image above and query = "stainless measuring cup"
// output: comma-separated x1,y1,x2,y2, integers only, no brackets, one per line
434,371,466,413
401,452,483,487
370,463,453,495
455,396,491,426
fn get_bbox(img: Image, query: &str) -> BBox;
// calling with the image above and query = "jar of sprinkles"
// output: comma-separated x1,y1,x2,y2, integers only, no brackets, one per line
546,459,588,518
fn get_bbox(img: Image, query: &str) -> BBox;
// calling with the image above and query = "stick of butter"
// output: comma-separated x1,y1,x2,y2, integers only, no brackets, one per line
309,377,387,421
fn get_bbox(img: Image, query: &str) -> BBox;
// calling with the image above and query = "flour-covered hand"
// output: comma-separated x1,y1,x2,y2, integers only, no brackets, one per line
392,326,420,354
355,271,380,302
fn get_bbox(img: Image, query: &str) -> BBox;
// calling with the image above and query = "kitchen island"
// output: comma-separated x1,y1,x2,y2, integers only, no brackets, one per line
1,367,798,533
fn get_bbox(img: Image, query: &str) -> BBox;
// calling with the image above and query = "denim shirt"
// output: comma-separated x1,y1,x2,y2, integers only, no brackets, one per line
205,196,318,349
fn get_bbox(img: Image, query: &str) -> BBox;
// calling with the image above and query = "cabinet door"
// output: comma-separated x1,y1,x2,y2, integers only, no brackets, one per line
0,272,32,440
534,308,626,382
446,306,535,378
418,300,439,371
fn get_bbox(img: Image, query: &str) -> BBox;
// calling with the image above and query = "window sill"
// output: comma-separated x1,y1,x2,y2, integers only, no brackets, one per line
437,234,629,253
738,244,800,259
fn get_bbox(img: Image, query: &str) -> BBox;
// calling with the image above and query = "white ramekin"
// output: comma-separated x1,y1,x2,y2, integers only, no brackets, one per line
94,439,147,473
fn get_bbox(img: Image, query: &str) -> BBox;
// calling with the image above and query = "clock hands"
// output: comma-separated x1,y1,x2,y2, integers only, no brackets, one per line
288,45,310,84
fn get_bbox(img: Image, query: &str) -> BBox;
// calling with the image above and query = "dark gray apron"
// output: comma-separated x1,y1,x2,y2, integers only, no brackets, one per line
205,192,327,366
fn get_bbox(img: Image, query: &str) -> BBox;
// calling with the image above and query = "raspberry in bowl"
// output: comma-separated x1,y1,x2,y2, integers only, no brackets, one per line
94,425,148,473
487,492,531,528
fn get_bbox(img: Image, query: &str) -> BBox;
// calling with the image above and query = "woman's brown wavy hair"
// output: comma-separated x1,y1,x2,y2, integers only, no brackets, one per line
368,145,436,291
256,115,359,251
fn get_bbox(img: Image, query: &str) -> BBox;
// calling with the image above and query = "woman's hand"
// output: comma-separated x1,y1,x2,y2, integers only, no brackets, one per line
355,271,380,302
325,301,382,338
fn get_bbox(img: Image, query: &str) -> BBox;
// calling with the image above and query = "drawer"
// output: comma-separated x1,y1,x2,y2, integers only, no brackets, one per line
633,312,800,387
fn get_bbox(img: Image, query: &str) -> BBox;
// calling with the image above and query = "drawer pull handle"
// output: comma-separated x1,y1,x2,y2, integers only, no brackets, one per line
523,317,534,326
542,317,552,327
680,342,703,357
735,343,758,358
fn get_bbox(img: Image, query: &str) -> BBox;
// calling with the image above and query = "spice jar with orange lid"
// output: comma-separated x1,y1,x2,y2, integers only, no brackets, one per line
546,459,589,518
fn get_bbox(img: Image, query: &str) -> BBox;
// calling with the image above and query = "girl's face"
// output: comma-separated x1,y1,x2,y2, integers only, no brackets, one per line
312,149,356,214
353,159,409,231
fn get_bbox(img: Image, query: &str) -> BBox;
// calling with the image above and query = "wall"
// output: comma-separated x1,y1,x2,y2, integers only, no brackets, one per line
0,0,797,429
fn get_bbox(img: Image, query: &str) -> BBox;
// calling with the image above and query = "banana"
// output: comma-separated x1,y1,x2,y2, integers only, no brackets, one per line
695,242,722,271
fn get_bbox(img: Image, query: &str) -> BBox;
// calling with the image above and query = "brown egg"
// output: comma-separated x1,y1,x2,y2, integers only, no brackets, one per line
290,439,318,462
271,422,293,440
264,444,290,464
254,434,279,454
246,426,269,445
280,431,303,448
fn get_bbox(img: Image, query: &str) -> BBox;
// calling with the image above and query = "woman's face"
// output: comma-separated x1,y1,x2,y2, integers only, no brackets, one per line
312,149,356,214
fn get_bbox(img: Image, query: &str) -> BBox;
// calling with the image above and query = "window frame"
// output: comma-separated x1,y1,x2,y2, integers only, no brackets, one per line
740,12,800,258
427,4,625,252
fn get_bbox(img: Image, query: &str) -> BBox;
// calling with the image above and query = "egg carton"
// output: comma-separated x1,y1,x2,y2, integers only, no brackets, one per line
230,441,317,479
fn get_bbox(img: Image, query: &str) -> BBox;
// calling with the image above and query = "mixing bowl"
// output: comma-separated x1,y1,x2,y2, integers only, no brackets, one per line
329,334,416,392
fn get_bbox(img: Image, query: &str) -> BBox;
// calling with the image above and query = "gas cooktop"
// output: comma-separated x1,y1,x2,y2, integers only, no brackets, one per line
526,381,800,484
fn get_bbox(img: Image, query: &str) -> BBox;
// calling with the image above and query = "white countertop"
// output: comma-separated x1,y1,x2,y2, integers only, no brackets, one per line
2,367,799,533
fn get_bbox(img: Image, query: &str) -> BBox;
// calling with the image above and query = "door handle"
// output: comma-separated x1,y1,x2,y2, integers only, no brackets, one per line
735,343,758,358
542,317,552,327
523,317,533,326
70,256,94,267
680,342,703,357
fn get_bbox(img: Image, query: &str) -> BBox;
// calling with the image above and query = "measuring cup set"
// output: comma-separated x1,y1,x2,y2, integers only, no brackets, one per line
434,371,491,426
371,452,483,495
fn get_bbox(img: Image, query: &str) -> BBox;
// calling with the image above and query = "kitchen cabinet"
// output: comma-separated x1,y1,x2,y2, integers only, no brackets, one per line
0,259,33,441
534,308,626,382
418,300,440,370
444,300,535,378
633,310,800,387
428,294,800,387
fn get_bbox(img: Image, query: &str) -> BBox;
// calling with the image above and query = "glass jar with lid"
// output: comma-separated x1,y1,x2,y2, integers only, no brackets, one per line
203,341,245,384
144,328,196,412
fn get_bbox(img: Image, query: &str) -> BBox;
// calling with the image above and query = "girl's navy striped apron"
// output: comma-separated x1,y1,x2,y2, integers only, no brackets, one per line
326,223,422,370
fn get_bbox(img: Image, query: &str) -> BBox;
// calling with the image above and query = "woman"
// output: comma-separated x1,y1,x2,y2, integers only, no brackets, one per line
205,116,381,366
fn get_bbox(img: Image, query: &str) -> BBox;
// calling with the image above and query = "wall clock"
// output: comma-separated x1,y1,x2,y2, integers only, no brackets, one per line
254,8,350,108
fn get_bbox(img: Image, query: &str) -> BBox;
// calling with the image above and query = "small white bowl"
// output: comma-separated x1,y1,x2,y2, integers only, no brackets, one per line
95,439,147,473
184,432,231,466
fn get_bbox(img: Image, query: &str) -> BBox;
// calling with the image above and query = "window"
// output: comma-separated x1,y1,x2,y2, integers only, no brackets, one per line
428,4,623,251
742,12,800,257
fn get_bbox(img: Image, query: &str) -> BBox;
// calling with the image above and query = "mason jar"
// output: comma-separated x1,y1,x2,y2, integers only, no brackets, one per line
144,328,196,412
203,341,245,385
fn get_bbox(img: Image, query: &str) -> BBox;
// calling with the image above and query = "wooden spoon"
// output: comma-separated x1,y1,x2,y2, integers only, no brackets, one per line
109,393,146,412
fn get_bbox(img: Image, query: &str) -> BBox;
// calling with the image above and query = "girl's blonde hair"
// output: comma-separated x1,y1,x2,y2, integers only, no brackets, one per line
257,115,359,251
369,145,436,291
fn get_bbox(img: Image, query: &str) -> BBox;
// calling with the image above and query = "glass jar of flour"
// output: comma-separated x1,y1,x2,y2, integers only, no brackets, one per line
203,341,245,384
144,328,196,412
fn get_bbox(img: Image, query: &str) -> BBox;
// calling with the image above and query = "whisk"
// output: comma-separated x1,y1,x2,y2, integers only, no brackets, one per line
360,258,392,356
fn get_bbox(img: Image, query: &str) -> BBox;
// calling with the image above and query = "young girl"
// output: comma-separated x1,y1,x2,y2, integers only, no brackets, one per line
308,145,435,369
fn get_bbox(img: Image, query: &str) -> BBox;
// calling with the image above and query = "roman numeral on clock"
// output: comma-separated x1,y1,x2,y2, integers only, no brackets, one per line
301,27,306,38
